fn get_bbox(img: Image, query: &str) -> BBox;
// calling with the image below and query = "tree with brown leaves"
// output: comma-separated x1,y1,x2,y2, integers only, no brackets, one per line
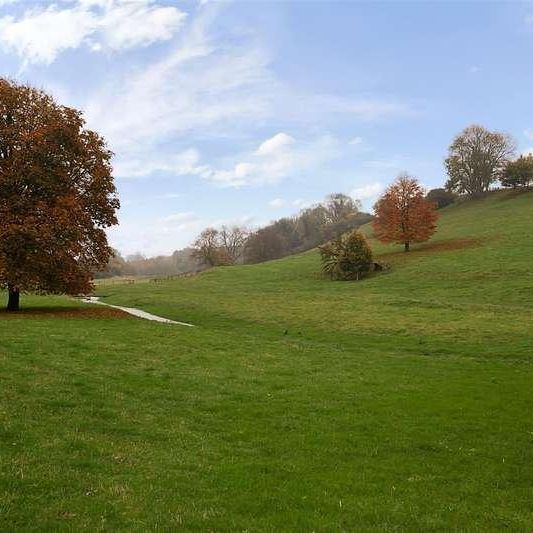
373,174,437,252
0,79,119,311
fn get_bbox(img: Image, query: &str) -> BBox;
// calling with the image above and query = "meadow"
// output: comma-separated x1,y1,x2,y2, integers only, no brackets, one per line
2,190,533,530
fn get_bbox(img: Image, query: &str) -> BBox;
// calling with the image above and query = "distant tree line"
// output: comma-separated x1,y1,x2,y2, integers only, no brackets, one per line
191,193,373,268
95,248,202,279
192,226,249,267
96,192,372,277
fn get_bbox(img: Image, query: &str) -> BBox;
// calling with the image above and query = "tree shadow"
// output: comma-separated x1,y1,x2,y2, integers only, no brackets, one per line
0,306,127,319
378,238,483,260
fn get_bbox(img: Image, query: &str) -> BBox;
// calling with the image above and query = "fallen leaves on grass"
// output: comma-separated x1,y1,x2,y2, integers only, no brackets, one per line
0,307,128,319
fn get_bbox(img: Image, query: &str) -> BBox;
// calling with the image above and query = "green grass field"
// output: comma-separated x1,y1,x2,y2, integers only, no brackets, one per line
2,189,533,530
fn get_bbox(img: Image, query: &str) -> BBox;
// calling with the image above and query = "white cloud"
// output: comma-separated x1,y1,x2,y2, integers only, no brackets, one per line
350,182,384,201
348,136,363,145
114,149,202,179
292,198,310,209
85,8,275,159
0,0,186,65
97,2,186,51
163,212,198,224
269,198,286,208
268,197,311,210
114,131,341,189
0,5,95,65
197,132,341,187
81,5,414,177
256,132,295,156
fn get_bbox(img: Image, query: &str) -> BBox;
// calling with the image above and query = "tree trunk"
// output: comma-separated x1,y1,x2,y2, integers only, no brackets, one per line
7,286,20,311
404,241,410,252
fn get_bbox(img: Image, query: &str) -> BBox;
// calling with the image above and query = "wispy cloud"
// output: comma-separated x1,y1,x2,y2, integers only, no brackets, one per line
0,0,186,66
268,197,310,210
85,6,275,159
78,5,416,182
268,198,286,208
350,182,383,202
117,132,342,188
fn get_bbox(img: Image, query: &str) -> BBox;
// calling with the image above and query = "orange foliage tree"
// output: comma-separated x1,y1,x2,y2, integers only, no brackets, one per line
373,174,437,252
0,79,119,311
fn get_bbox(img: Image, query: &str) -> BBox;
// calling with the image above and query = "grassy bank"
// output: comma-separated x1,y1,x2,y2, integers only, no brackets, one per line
1,190,533,530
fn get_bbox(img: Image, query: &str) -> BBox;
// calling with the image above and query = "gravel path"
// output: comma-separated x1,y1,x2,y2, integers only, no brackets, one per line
80,296,195,327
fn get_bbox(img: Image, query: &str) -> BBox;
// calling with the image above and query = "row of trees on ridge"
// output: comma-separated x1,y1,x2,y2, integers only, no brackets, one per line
445,125,533,194
318,123,533,281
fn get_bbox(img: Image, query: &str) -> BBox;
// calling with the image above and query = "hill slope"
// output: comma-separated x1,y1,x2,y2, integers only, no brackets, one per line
1,189,533,530
101,189,533,356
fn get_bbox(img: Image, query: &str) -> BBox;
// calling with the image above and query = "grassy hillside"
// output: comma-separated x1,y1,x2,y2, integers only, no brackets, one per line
2,189,533,530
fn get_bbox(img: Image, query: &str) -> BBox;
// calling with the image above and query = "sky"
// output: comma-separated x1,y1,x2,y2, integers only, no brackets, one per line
1,0,532,256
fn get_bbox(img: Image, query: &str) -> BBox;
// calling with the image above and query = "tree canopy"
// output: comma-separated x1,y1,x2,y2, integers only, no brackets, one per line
445,125,515,196
373,174,438,252
0,79,119,310
500,155,533,188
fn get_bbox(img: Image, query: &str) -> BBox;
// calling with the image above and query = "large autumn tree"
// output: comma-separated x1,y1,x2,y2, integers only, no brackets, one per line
373,174,438,252
0,79,119,311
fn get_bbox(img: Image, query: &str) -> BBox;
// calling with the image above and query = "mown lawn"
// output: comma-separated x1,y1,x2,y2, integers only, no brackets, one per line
1,190,533,530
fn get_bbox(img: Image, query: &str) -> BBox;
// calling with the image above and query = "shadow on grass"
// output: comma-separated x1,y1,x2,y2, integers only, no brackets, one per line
378,238,484,261
0,306,128,319
494,187,533,201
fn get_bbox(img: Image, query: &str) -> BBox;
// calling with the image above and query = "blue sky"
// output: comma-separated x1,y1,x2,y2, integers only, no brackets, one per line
1,0,532,256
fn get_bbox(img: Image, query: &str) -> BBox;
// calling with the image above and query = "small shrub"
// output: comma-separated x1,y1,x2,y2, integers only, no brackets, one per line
319,230,373,280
